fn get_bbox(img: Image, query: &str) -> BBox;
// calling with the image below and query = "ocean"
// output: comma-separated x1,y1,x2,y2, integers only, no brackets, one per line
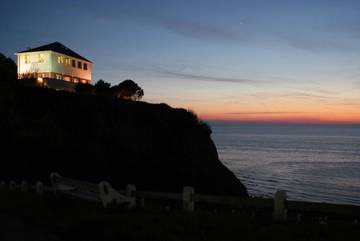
210,122,360,205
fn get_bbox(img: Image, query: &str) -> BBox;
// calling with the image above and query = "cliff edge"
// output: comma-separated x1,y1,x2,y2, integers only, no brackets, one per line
0,86,248,197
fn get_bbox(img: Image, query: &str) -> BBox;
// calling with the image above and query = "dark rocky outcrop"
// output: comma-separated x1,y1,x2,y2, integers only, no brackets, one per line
0,85,248,197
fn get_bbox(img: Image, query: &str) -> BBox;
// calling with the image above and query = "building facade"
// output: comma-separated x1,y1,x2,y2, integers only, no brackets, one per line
16,42,92,90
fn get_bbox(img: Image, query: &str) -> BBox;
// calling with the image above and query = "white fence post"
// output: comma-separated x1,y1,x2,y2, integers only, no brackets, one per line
99,181,135,209
21,181,28,192
126,184,136,196
273,190,287,221
182,186,195,212
126,184,137,207
36,181,44,195
50,172,61,195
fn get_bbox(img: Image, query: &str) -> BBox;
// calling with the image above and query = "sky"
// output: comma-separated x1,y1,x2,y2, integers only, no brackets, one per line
1,0,360,123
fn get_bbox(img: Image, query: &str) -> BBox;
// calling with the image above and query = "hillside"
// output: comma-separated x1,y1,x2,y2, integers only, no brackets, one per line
0,85,248,196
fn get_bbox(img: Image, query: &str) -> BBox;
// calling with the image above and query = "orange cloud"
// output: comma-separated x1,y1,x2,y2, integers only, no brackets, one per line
200,112,360,124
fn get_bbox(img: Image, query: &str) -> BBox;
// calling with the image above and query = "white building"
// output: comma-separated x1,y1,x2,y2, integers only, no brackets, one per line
16,42,92,90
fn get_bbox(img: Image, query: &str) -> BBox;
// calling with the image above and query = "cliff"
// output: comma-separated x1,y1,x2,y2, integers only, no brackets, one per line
0,85,248,197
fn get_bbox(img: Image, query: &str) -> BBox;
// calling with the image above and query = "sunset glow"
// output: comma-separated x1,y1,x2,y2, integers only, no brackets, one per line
1,1,360,124
199,106,360,124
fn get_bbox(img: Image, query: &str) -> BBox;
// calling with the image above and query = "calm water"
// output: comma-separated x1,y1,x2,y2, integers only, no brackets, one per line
210,122,360,205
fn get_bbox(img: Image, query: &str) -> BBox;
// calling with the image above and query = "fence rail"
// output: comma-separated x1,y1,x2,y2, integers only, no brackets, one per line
1,173,360,223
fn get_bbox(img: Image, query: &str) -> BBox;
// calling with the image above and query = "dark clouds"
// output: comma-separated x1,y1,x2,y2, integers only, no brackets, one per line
160,70,265,84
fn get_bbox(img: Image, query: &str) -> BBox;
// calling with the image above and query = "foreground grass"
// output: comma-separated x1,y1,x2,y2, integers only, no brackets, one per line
0,190,359,241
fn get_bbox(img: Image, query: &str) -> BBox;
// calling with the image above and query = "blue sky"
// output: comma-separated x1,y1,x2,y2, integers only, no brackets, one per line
1,0,360,122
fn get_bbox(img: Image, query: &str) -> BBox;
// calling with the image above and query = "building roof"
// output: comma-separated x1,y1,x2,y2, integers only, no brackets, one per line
17,42,92,63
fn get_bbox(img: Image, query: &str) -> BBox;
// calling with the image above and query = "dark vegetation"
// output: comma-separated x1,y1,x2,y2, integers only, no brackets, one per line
76,78,144,100
0,53,17,84
1,191,359,241
0,53,248,197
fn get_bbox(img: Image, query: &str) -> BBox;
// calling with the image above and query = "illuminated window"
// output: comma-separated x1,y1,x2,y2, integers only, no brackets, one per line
65,58,70,65
25,54,30,64
84,63,88,70
78,61,82,69
57,55,64,64
56,74,62,79
38,53,44,63
72,59,76,67
73,78,79,83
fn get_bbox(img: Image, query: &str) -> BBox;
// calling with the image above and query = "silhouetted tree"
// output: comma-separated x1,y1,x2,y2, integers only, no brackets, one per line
75,83,95,94
111,79,144,101
187,109,200,124
0,53,17,121
94,79,111,95
199,120,212,135
0,53,17,86
187,109,212,134
19,71,37,80
16,71,39,87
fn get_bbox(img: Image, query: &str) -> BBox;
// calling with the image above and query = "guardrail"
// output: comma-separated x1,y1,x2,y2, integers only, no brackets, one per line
0,180,50,193
1,173,360,224
50,172,136,208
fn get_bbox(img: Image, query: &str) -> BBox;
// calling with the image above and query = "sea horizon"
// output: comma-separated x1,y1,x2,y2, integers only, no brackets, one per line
210,121,360,206
206,119,360,126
